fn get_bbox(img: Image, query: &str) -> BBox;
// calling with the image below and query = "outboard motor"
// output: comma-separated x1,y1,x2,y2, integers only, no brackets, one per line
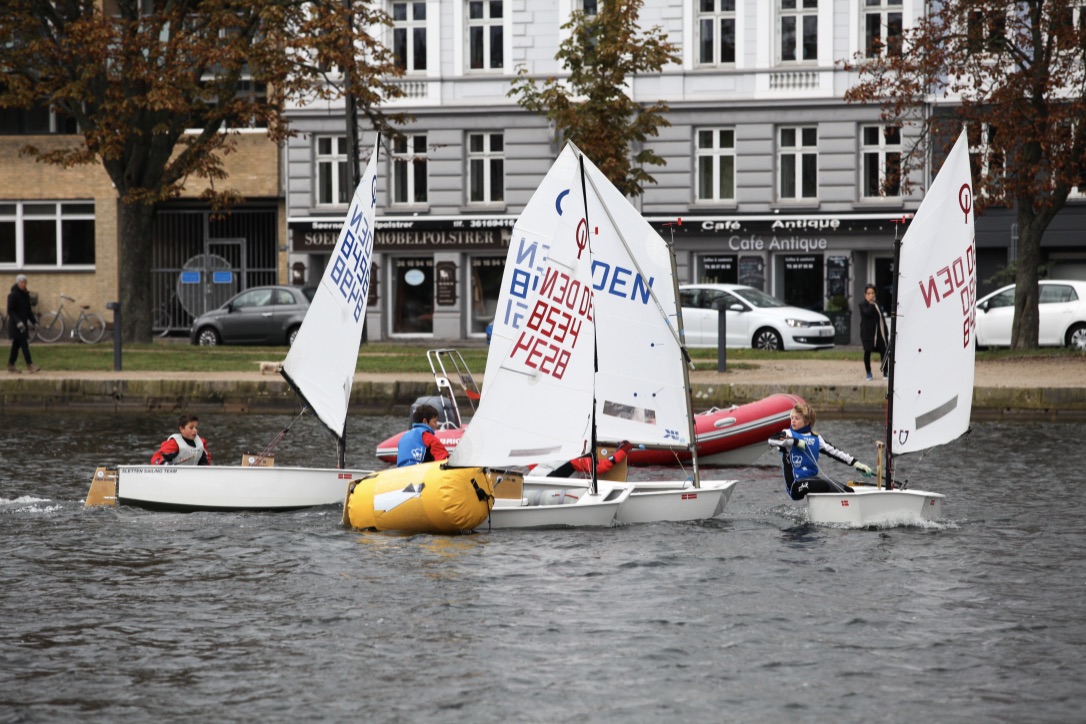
409,395,461,428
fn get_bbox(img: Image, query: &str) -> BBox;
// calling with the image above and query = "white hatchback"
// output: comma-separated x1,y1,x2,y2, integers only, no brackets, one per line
679,283,836,351
974,279,1086,350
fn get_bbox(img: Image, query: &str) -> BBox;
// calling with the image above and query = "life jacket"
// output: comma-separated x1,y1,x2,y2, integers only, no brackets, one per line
785,427,820,480
397,423,436,467
169,433,207,466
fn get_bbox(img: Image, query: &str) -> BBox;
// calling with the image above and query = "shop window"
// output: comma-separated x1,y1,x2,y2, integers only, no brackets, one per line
780,0,818,63
697,254,738,283
0,201,95,268
697,0,736,66
392,257,434,335
470,256,505,334
781,254,823,311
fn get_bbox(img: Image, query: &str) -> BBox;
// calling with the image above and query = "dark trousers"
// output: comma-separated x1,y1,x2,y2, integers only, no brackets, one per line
863,341,887,376
8,338,32,366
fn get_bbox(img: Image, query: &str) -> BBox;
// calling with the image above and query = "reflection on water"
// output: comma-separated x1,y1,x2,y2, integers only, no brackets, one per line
2,414,1085,722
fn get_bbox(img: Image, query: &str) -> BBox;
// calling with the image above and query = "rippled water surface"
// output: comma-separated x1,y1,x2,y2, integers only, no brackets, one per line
2,412,1084,722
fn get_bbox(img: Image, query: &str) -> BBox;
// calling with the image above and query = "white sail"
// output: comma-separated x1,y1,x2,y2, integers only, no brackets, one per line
281,137,380,441
892,129,976,454
449,151,596,467
580,155,691,449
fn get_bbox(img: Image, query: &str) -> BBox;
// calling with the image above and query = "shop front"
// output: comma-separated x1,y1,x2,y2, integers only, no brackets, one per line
649,213,913,346
288,215,514,341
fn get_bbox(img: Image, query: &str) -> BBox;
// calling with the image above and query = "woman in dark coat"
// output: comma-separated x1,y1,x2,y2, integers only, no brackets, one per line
858,283,887,381
7,274,40,373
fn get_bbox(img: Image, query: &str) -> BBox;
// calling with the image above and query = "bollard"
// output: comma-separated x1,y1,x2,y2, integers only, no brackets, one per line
712,297,729,371
105,301,121,371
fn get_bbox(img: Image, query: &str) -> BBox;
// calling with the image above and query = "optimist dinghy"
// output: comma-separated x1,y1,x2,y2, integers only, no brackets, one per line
86,137,383,512
806,130,976,526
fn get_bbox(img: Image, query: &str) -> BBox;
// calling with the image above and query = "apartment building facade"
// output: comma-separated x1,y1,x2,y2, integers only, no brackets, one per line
284,0,1059,345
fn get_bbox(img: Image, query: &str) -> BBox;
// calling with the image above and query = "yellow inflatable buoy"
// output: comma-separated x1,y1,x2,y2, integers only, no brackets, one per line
343,461,495,534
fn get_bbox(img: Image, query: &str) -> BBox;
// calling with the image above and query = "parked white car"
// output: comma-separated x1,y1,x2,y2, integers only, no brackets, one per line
679,284,835,351
974,279,1086,349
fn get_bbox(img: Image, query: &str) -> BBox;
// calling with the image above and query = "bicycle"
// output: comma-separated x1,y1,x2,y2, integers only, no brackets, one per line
33,294,107,344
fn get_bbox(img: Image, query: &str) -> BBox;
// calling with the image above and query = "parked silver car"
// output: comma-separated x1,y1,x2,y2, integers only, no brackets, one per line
190,285,315,346
975,279,1086,349
679,283,835,350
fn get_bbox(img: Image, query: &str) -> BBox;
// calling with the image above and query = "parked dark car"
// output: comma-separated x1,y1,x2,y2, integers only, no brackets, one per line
190,285,316,346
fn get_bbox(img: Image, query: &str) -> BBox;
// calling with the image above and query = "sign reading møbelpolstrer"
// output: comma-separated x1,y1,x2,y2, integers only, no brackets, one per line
290,217,515,253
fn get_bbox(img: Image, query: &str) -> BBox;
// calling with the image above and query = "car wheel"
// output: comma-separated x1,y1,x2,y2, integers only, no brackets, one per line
197,327,221,346
287,326,300,346
753,327,783,351
1067,323,1086,351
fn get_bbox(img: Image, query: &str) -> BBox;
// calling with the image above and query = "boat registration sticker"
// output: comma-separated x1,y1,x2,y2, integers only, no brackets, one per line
841,500,850,507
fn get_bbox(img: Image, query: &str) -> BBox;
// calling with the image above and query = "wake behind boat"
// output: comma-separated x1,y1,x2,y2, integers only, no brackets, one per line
85,138,383,512
806,129,975,526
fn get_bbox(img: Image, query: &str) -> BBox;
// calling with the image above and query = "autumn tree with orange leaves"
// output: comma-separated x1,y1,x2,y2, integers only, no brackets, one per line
843,0,1086,349
0,0,405,342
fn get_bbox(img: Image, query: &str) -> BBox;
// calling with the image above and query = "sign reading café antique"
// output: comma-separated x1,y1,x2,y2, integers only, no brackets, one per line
291,217,514,253
647,214,908,253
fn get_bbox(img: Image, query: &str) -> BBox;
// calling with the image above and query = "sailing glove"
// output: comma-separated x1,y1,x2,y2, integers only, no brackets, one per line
853,461,873,477
794,439,806,450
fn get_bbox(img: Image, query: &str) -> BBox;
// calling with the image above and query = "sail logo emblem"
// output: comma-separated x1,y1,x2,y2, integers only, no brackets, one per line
958,183,972,223
664,428,681,440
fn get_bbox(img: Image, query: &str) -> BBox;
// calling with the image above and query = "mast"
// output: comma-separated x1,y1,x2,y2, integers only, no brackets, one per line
884,217,904,488
577,153,600,497
664,219,701,488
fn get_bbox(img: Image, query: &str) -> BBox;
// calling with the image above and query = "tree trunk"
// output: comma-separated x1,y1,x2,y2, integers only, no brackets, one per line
1010,206,1043,350
117,200,156,344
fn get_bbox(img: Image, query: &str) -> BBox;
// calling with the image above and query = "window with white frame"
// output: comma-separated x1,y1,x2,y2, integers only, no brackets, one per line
861,125,901,199
696,128,736,203
778,126,818,200
967,7,1007,54
468,132,505,205
863,0,902,58
467,0,503,71
391,1,427,72
577,0,598,16
968,123,1005,199
779,0,818,63
316,136,349,206
697,0,736,66
392,134,428,206
0,201,96,267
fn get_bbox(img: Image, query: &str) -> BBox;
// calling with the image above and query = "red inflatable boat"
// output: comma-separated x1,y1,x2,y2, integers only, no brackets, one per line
375,351,801,468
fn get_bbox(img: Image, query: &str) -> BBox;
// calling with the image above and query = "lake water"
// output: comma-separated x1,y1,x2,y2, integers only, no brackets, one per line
2,412,1084,722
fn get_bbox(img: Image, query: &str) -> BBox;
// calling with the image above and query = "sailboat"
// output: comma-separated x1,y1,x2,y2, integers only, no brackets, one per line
510,145,737,525
85,138,382,512
343,144,631,532
806,129,975,526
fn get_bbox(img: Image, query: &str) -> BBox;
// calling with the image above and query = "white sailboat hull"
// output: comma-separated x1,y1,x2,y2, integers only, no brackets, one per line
488,482,631,529
115,465,367,512
807,488,944,526
522,476,737,525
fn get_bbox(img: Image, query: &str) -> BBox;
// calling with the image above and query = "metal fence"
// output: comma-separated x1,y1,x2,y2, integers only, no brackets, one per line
152,206,278,335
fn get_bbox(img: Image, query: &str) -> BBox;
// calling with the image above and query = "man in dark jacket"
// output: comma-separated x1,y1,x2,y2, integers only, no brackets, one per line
7,274,40,374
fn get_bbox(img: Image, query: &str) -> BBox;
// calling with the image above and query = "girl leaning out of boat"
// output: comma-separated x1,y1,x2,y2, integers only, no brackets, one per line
770,403,873,500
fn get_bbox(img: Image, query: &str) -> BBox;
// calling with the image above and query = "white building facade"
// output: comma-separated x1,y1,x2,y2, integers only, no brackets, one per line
284,0,1028,345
